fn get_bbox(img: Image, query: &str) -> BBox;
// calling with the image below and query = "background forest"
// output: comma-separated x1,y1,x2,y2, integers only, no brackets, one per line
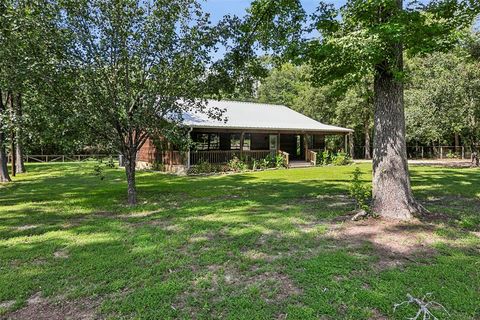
1,2,479,159
226,33,480,159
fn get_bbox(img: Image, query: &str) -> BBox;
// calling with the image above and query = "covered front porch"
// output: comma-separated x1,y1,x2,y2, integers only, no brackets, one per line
187,129,353,168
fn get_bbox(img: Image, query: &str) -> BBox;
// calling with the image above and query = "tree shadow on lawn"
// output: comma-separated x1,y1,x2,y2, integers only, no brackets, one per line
1,163,480,318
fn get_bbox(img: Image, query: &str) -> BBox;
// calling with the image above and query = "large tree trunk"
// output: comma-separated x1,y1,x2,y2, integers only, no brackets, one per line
0,91,11,182
372,45,423,219
364,122,371,160
124,150,137,205
0,140,9,182
371,0,424,220
14,94,25,173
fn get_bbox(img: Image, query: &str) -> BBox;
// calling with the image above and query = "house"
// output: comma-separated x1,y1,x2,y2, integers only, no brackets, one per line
137,100,353,172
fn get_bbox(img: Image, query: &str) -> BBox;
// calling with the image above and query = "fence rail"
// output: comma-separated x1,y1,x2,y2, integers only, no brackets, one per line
190,150,271,165
353,146,479,160
24,154,114,163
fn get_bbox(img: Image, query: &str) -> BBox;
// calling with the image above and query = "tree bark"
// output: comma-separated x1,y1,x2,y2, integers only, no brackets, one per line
124,149,137,205
9,92,16,177
0,90,11,182
15,93,25,173
454,132,460,154
364,122,371,160
372,50,423,219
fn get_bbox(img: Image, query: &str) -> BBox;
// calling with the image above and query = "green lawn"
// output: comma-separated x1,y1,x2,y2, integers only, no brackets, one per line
0,163,479,319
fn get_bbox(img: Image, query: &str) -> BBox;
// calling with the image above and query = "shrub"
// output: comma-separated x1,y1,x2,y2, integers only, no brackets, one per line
188,160,225,174
331,152,351,166
228,156,248,172
319,150,331,165
317,150,350,166
259,157,270,170
445,150,458,159
349,167,371,213
152,161,165,171
274,154,286,168
93,157,116,180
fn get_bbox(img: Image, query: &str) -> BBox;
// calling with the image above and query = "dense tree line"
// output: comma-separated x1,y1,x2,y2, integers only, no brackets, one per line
250,34,480,160
1,0,479,217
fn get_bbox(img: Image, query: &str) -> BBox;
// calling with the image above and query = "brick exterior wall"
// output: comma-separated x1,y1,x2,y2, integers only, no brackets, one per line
137,138,156,163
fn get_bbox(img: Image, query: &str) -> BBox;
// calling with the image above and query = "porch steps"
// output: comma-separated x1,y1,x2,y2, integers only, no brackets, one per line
288,161,314,168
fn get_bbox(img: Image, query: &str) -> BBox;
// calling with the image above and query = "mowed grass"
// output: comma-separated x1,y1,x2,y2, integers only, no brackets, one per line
0,162,479,319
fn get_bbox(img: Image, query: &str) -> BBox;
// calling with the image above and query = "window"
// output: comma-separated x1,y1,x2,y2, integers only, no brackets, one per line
243,134,251,150
269,135,278,150
230,133,251,150
192,133,220,150
230,134,241,150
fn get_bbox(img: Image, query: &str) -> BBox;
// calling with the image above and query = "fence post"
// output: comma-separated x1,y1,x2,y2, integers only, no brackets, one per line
421,147,424,159
46,155,49,162
440,147,443,159
462,146,465,159
62,155,65,162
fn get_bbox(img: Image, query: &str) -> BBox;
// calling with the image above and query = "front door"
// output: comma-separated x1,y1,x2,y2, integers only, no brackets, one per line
279,134,304,160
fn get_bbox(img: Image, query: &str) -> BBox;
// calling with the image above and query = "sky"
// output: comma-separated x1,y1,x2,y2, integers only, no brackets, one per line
202,0,347,23
201,0,478,60
202,0,348,59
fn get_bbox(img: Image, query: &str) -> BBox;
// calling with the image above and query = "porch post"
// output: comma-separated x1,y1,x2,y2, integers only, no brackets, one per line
187,149,191,169
349,132,354,159
240,131,245,157
344,134,348,153
304,133,309,161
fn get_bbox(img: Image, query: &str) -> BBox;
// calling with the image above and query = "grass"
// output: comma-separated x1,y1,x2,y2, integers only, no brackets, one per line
0,162,479,319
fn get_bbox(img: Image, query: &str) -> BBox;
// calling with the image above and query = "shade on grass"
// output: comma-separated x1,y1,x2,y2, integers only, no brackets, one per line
0,163,479,319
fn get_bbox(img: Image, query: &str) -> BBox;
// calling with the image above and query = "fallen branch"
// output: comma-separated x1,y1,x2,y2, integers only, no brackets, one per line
393,293,450,320
351,209,369,221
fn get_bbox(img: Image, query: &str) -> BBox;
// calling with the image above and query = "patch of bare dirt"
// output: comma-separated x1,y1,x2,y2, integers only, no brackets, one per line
327,218,441,269
174,264,302,317
369,308,388,320
298,194,355,207
0,300,15,310
409,159,473,168
5,292,100,320
53,249,69,259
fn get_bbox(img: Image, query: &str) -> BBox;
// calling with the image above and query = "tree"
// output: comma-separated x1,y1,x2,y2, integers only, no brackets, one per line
64,0,221,205
239,0,479,220
0,91,11,182
0,0,67,176
405,50,480,153
258,63,372,156
336,79,374,159
258,63,308,106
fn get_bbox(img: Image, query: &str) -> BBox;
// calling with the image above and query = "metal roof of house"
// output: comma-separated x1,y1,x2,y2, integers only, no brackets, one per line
181,100,353,133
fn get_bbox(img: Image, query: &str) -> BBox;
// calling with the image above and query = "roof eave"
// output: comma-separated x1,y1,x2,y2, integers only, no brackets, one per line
188,124,353,133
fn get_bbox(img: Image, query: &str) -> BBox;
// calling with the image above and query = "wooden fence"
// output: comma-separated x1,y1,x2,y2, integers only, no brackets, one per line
24,154,114,163
354,146,478,160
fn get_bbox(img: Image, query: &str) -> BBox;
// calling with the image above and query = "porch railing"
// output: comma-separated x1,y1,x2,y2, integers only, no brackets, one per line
190,150,271,165
306,150,317,165
277,150,290,167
